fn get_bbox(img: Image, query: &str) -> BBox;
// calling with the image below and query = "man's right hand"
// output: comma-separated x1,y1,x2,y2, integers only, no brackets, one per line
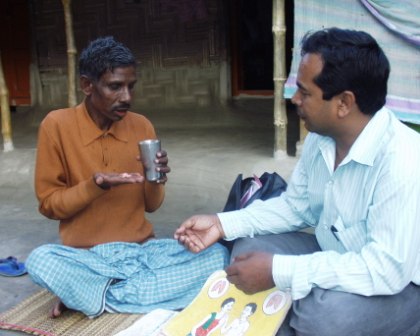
93,172,144,190
174,215,225,253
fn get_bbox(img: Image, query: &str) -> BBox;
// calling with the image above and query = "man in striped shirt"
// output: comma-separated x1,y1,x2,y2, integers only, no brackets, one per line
175,28,420,336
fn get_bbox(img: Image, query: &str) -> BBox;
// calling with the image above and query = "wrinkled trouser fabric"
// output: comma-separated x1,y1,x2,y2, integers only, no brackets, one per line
231,233,420,336
27,239,229,318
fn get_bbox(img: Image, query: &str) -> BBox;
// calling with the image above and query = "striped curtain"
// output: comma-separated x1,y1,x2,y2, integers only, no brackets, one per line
284,0,420,124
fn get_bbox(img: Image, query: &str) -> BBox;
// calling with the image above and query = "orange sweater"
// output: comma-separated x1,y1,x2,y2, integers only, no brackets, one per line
35,102,165,247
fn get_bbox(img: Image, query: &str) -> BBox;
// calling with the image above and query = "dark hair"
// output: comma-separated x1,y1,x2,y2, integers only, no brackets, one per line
245,302,257,314
300,27,390,115
79,36,136,82
221,297,235,307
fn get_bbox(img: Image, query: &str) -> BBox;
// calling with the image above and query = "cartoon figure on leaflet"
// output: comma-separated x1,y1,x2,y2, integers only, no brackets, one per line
221,303,257,336
187,298,236,336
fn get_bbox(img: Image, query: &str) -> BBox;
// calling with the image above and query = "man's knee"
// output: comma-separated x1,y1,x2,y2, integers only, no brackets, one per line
26,244,59,283
290,286,420,336
291,290,359,336
26,245,49,273
231,233,320,260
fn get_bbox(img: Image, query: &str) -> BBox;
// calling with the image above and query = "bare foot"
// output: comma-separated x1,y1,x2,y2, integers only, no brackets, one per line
49,298,68,318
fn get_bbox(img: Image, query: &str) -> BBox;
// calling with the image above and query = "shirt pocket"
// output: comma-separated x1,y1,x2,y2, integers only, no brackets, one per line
334,216,367,253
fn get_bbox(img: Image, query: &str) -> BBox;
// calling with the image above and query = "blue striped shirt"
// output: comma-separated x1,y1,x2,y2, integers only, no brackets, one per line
219,107,420,300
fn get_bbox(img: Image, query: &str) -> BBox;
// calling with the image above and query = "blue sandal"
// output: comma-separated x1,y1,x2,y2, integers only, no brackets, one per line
0,256,27,277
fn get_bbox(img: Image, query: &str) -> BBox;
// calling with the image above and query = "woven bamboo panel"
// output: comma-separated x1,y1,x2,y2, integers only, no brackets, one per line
33,0,226,108
0,289,142,336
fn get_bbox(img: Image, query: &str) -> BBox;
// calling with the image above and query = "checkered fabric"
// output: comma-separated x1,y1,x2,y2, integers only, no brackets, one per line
26,239,228,317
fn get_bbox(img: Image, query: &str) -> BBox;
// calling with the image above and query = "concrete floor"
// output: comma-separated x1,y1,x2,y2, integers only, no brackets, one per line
0,99,299,334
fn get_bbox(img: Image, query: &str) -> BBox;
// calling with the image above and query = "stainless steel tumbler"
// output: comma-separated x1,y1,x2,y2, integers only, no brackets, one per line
139,139,161,182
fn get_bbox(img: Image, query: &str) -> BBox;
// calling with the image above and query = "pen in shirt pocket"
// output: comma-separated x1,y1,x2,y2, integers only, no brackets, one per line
331,225,340,241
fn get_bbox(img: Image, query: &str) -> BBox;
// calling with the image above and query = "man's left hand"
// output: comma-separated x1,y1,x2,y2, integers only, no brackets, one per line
225,251,275,294
155,150,170,183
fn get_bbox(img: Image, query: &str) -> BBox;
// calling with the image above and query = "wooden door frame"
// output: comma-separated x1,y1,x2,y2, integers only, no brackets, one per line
0,0,31,106
230,0,274,97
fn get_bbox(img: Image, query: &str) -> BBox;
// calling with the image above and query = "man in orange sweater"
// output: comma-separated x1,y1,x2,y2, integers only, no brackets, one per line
32,36,172,317
35,37,169,249
27,36,228,319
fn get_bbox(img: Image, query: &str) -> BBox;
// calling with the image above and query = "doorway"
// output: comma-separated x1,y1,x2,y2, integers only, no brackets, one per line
230,0,274,96
229,0,299,155
0,0,31,106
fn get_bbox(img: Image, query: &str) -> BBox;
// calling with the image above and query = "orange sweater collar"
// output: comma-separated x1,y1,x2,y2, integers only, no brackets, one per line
77,101,129,146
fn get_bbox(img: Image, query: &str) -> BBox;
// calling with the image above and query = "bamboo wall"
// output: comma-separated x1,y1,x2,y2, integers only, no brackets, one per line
31,0,228,109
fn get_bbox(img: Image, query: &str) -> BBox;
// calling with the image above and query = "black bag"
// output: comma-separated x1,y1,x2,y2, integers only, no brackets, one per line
223,172,287,212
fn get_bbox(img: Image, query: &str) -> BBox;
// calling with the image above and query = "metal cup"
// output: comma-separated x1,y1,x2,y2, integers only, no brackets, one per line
139,139,162,182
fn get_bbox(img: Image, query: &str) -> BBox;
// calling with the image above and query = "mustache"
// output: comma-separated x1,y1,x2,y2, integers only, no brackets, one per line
113,103,130,111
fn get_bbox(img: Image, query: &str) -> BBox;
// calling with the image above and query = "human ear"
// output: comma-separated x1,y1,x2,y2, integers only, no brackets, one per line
337,91,355,118
80,75,93,96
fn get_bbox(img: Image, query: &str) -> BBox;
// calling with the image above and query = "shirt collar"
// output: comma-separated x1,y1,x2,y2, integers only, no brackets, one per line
77,101,129,146
317,107,391,169
346,107,390,166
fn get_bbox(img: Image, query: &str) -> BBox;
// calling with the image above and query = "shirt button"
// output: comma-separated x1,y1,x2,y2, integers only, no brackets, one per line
324,225,328,230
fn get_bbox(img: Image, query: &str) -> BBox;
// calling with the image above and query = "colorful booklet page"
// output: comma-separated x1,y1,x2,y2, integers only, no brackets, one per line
160,270,292,336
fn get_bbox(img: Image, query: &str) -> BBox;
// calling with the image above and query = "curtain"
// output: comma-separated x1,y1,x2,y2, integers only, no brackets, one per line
284,0,420,124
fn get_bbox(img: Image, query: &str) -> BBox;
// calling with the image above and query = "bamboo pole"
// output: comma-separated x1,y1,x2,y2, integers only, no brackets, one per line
0,52,14,152
272,0,287,158
62,0,77,107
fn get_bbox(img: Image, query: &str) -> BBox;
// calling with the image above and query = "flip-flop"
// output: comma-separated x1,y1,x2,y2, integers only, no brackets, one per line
0,256,27,277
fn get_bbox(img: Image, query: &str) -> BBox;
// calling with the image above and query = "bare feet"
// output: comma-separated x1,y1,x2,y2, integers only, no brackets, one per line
49,298,68,318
